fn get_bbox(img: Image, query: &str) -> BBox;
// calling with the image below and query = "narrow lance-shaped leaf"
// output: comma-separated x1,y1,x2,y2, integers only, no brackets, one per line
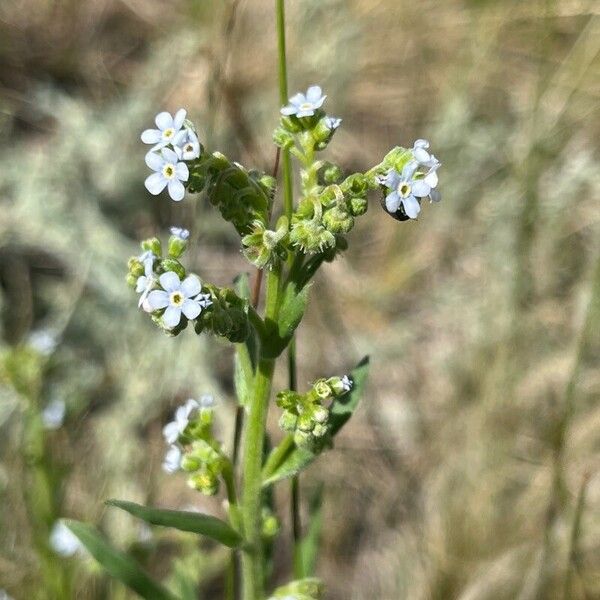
262,356,370,486
65,520,174,600
106,500,244,548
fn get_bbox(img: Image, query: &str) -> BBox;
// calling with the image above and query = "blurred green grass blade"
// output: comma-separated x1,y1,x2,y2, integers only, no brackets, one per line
262,356,370,486
297,484,324,577
106,500,244,548
65,520,174,600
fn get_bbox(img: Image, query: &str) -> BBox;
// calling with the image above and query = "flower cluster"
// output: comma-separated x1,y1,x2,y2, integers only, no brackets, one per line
162,395,226,495
142,109,202,202
277,375,352,452
378,139,441,221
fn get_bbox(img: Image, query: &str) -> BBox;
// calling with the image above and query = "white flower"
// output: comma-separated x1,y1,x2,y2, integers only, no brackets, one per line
136,257,156,311
281,85,327,117
411,139,441,194
198,393,214,408
162,445,182,473
175,128,201,161
141,109,187,149
144,148,189,202
163,398,200,444
170,227,190,240
49,521,82,557
341,375,352,392
146,272,210,328
382,162,431,219
42,398,66,430
0,590,15,600
324,116,342,131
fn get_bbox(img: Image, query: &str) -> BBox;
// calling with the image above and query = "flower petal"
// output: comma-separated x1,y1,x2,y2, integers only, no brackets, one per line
163,306,182,328
384,170,400,189
385,191,401,213
280,104,298,116
175,162,189,181
168,179,185,202
159,271,181,293
147,289,170,310
429,189,442,203
155,111,173,130
313,94,327,109
402,195,421,219
413,139,429,149
161,147,179,164
145,172,167,195
162,422,180,444
306,86,323,102
413,147,431,163
173,108,187,130
289,93,306,106
424,170,438,188
401,160,418,180
145,151,164,171
297,108,315,117
141,129,161,144
181,275,201,298
412,180,431,197
182,299,201,320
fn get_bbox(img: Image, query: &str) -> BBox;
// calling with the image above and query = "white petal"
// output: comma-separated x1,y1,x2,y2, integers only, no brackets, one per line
424,170,438,187
313,95,327,109
181,275,201,297
135,276,147,293
175,162,189,181
163,306,182,328
147,289,169,310
297,109,315,117
141,129,161,144
412,180,431,197
306,86,322,102
385,191,401,213
161,147,179,164
168,179,185,202
280,104,298,116
173,108,187,130
413,139,429,149
403,195,421,219
162,422,180,444
144,172,167,195
145,151,164,171
401,161,418,180
182,299,201,320
413,147,431,163
289,93,306,106
429,189,442,203
155,111,173,130
384,170,400,188
159,271,181,293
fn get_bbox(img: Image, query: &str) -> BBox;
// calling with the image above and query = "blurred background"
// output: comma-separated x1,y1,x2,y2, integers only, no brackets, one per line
0,0,599,598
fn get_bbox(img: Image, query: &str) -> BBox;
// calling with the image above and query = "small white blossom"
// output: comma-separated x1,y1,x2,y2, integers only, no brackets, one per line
175,128,201,161
162,445,182,473
147,272,210,328
163,398,200,444
411,139,441,199
382,162,431,219
141,109,187,149
170,227,190,240
281,85,327,118
145,148,189,202
341,375,352,392
49,521,82,557
42,398,66,430
28,330,58,356
324,116,342,131
136,257,156,311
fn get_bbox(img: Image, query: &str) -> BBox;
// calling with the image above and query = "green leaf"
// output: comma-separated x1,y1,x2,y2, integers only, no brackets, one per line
262,356,370,486
106,500,244,548
65,521,174,600
234,273,258,406
263,282,310,359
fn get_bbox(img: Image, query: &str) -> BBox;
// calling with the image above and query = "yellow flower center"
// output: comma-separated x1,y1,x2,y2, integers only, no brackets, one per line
163,164,175,179
299,102,313,111
163,128,174,139
170,291,184,306
398,182,411,197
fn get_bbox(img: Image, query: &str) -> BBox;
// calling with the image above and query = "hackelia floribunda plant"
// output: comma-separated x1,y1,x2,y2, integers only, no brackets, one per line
71,15,443,600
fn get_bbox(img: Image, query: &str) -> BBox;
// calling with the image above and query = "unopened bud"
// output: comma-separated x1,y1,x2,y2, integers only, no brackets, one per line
141,237,162,256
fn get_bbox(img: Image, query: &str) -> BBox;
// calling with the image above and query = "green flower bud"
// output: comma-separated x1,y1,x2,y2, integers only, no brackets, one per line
280,115,302,133
158,258,186,280
349,195,368,216
188,469,219,496
321,163,344,185
181,454,201,472
294,429,314,449
341,173,369,196
167,235,188,259
313,379,333,399
279,411,298,432
128,257,144,278
273,127,295,149
312,405,329,424
141,237,161,256
126,273,138,288
312,423,328,438
290,220,336,254
297,412,315,432
261,508,280,539
277,390,303,411
322,206,354,234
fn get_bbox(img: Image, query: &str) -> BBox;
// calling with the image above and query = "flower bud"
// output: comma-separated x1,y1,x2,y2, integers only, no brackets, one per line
128,257,145,278
294,429,314,449
159,258,186,280
321,163,343,185
181,454,201,472
262,508,280,539
313,379,333,399
273,127,295,149
167,228,189,258
141,237,162,256
279,411,298,432
312,423,328,438
188,469,219,496
322,206,354,234
290,220,336,254
349,195,368,216
312,405,328,424
341,173,369,196
327,375,353,396
279,115,303,133
297,412,315,432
